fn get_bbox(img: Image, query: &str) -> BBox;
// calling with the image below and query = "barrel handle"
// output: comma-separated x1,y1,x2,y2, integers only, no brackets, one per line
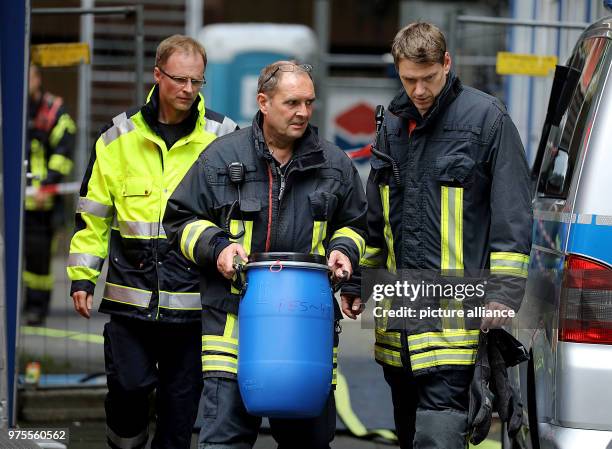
269,260,284,272
330,269,349,292
232,263,246,296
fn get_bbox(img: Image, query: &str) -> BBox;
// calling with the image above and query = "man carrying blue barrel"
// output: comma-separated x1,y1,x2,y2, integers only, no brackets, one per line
164,60,367,449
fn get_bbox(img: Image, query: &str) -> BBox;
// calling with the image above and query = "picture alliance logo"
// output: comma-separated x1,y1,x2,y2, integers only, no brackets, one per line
371,279,487,302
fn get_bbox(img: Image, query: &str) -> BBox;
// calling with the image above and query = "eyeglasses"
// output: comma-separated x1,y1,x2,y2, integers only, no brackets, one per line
260,63,313,89
157,66,206,88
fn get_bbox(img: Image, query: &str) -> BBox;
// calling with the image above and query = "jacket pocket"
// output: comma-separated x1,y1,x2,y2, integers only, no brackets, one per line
214,197,261,221
443,123,482,135
122,177,152,196
441,123,483,145
239,197,261,215
308,191,338,221
435,155,476,186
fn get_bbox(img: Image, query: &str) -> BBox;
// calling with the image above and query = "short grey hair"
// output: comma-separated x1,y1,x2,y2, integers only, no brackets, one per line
257,60,313,94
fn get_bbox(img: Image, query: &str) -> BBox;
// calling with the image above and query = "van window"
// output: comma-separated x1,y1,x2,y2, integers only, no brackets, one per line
537,37,611,198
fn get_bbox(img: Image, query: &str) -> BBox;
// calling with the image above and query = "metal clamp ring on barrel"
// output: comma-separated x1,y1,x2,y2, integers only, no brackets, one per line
269,260,283,272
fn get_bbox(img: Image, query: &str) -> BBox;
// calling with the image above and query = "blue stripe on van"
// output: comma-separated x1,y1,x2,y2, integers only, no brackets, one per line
568,222,612,265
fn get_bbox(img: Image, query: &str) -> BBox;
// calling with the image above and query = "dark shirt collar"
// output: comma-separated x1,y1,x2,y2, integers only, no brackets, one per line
389,71,462,127
140,84,200,138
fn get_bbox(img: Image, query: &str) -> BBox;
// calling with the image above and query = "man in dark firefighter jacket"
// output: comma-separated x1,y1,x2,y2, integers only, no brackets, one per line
67,35,237,449
24,64,76,325
164,61,367,449
344,22,532,449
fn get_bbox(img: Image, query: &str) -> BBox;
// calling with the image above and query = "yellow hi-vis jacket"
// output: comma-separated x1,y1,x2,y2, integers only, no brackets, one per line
67,86,237,323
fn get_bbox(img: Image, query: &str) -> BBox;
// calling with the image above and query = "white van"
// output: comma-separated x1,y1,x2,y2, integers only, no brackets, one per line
508,15,612,449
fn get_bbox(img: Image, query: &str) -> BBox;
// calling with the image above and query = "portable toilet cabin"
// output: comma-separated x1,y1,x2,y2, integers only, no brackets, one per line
199,23,318,128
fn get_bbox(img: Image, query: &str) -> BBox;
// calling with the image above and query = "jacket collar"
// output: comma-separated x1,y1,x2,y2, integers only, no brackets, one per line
251,111,326,170
388,71,462,128
140,84,206,142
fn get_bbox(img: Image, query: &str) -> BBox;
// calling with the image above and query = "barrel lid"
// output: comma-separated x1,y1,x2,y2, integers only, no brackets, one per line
248,252,327,265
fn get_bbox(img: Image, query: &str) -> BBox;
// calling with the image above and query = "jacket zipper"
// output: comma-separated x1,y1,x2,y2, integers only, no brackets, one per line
400,120,415,269
154,143,166,320
270,159,294,249
277,165,286,202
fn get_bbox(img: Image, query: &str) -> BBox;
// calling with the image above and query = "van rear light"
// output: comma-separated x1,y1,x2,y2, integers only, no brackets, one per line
559,255,612,344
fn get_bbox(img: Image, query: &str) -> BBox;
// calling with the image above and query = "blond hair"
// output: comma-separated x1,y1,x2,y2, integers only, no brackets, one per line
155,34,207,68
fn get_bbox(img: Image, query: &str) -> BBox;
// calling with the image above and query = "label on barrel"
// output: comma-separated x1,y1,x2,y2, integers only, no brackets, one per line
277,300,332,317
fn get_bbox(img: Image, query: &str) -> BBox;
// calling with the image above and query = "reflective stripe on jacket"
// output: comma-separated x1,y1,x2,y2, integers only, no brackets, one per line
362,72,532,374
67,85,237,323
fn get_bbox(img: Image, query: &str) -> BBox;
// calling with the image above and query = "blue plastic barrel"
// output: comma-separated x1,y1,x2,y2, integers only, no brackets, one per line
238,252,334,418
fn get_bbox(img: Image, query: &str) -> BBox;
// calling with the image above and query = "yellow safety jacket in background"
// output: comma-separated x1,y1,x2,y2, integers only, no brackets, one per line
26,92,76,210
67,86,237,323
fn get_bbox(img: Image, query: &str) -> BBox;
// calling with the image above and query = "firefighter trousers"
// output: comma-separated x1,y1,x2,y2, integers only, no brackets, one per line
198,376,336,449
23,210,54,323
383,365,474,449
103,315,202,449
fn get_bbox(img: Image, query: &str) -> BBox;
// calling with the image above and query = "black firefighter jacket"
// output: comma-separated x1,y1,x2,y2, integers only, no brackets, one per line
359,72,533,375
163,112,368,317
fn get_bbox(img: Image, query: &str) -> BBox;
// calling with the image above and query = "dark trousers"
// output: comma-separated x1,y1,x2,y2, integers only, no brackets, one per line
198,377,336,449
23,210,54,320
383,366,473,449
104,315,202,449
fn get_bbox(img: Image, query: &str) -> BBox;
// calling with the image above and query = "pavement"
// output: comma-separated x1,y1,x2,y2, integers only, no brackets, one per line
16,235,502,448
26,416,501,449
20,420,501,449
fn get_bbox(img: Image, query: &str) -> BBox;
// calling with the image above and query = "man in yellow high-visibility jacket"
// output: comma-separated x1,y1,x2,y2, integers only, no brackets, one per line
67,35,237,449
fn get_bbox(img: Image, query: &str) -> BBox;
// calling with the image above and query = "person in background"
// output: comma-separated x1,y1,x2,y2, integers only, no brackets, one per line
24,64,76,326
